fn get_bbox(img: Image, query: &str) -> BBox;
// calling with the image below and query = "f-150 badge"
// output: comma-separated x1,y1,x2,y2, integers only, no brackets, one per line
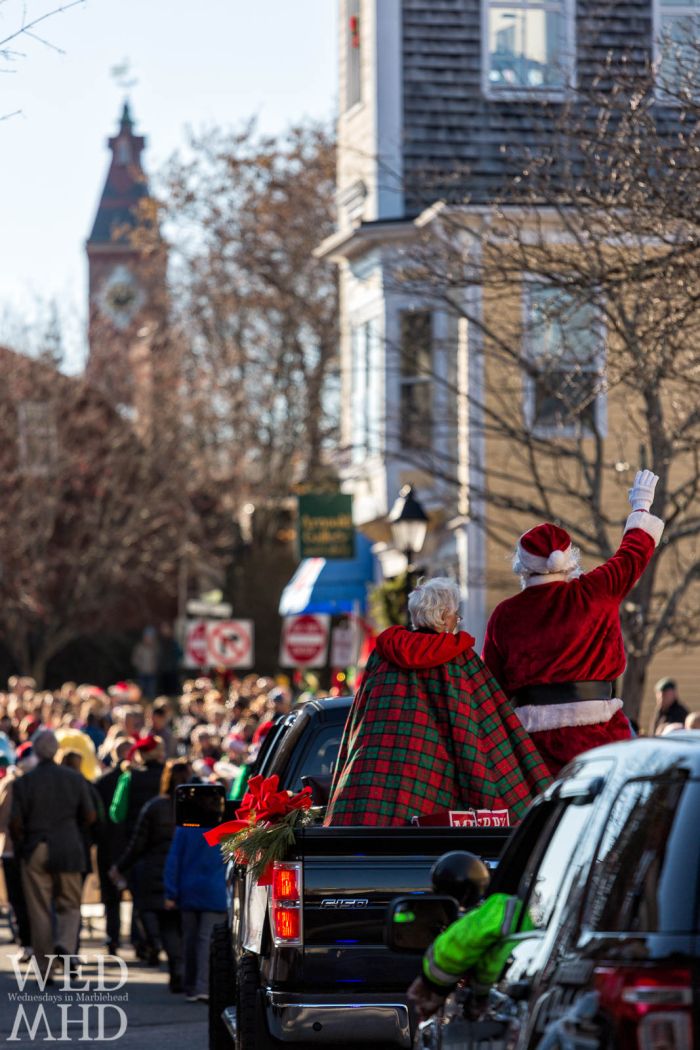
320,898,369,908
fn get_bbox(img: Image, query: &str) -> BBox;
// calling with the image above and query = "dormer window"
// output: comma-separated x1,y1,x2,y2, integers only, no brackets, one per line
482,0,575,98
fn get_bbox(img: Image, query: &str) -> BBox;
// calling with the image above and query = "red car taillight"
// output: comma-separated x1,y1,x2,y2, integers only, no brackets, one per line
594,966,693,1050
270,861,302,947
272,864,300,901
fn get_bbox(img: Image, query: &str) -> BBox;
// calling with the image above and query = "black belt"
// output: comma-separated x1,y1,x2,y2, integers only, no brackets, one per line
513,680,614,707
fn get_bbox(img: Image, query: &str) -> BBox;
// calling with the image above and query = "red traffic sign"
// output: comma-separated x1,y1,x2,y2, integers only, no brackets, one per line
207,620,254,669
280,614,330,668
184,619,209,667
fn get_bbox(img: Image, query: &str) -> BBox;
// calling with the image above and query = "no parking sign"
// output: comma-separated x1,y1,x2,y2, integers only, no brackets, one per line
183,618,254,669
207,620,254,669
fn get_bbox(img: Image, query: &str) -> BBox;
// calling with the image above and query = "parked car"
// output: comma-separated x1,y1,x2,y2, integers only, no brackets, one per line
387,732,700,1049
177,695,512,1050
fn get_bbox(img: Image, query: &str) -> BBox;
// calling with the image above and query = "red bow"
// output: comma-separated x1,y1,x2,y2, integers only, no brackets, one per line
203,774,312,847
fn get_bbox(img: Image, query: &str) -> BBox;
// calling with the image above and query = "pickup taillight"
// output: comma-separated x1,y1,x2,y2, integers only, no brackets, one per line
594,966,693,1050
270,861,303,947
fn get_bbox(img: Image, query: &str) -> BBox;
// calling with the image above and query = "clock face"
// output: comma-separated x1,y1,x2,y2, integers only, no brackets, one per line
97,264,146,329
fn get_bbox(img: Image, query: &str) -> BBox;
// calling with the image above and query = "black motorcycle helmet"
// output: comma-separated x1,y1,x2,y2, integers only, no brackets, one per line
430,851,490,909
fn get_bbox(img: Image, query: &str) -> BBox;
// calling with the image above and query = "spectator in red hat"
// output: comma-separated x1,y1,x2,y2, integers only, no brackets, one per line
94,737,132,955
108,735,166,962
483,469,664,776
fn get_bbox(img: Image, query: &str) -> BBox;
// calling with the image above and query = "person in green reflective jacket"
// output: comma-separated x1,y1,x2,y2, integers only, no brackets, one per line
408,892,529,1020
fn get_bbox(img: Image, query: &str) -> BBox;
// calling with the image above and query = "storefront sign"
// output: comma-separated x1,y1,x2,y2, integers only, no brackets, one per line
298,493,355,560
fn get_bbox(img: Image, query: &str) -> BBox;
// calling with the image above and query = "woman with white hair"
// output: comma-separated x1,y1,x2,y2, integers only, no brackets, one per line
325,578,551,827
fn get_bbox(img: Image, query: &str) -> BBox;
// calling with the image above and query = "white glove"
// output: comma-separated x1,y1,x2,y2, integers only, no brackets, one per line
628,469,658,512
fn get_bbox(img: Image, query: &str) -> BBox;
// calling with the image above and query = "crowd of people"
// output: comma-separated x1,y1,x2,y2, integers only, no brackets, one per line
0,672,308,995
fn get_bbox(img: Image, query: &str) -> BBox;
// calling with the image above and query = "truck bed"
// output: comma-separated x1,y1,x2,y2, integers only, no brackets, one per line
262,825,510,993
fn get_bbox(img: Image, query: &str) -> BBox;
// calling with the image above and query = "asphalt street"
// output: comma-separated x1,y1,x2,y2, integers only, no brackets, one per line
0,905,208,1047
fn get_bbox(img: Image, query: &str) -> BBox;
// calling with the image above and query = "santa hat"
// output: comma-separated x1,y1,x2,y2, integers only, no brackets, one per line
516,523,577,575
109,681,131,700
126,735,159,762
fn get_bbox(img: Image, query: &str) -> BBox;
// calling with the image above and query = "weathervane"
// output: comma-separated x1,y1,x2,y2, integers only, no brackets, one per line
110,58,138,92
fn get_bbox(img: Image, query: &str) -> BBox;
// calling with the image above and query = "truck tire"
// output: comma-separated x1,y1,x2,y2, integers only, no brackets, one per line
209,921,236,1050
236,953,278,1050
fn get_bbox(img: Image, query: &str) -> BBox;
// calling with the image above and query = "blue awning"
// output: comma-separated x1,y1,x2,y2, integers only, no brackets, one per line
279,533,375,616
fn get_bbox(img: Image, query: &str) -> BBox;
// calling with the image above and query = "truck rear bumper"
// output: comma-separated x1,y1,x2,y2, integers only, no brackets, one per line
265,991,412,1046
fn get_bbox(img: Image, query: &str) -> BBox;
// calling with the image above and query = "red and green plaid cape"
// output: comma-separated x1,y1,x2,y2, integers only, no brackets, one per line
324,637,552,827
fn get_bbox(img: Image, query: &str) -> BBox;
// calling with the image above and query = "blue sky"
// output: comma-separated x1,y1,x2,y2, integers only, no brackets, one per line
0,0,338,368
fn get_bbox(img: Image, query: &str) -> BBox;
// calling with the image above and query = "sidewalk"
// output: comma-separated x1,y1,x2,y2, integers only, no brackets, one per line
0,904,208,1047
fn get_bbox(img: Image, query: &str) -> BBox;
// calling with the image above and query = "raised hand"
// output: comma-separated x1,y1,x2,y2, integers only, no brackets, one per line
628,469,658,512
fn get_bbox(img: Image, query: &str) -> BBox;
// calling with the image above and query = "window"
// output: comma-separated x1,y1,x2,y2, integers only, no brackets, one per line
350,318,381,461
581,777,700,934
517,799,593,930
399,310,433,451
655,1,700,98
289,725,344,792
17,401,57,476
483,0,575,96
346,0,362,109
523,283,605,435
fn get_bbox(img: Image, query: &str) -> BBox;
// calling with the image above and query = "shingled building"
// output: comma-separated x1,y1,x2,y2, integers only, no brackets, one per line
320,0,698,726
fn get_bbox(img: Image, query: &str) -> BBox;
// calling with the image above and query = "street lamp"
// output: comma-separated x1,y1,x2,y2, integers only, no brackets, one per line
388,484,428,573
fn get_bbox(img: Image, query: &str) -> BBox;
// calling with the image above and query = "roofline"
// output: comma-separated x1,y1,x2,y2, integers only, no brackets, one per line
314,218,416,262
85,240,139,254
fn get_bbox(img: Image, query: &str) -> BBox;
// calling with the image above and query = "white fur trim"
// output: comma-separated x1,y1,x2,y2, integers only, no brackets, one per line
517,543,577,576
517,698,623,733
624,511,664,547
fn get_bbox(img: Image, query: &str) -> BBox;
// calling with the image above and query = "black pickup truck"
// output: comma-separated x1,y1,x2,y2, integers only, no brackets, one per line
178,695,511,1050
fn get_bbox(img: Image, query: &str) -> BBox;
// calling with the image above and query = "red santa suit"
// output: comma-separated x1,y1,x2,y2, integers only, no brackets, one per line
482,501,664,776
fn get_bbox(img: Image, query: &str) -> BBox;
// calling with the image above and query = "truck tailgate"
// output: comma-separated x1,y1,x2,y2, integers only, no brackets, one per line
293,826,509,991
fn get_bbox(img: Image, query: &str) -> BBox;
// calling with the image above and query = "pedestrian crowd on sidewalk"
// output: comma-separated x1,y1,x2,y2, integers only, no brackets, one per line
0,670,320,999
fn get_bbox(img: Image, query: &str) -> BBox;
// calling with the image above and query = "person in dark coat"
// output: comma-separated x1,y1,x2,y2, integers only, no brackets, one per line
10,730,96,979
59,751,105,873
109,735,166,960
58,750,107,953
112,759,192,990
650,678,689,737
94,737,131,954
110,737,167,833
157,623,182,698
164,821,227,1001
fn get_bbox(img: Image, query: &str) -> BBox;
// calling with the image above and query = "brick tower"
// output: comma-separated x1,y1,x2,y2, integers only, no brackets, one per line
86,102,166,427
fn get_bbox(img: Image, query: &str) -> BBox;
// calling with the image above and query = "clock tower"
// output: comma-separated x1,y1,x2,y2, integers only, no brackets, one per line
86,102,166,422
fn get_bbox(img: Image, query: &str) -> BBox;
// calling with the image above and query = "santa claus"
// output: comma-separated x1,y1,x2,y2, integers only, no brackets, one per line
482,469,664,776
